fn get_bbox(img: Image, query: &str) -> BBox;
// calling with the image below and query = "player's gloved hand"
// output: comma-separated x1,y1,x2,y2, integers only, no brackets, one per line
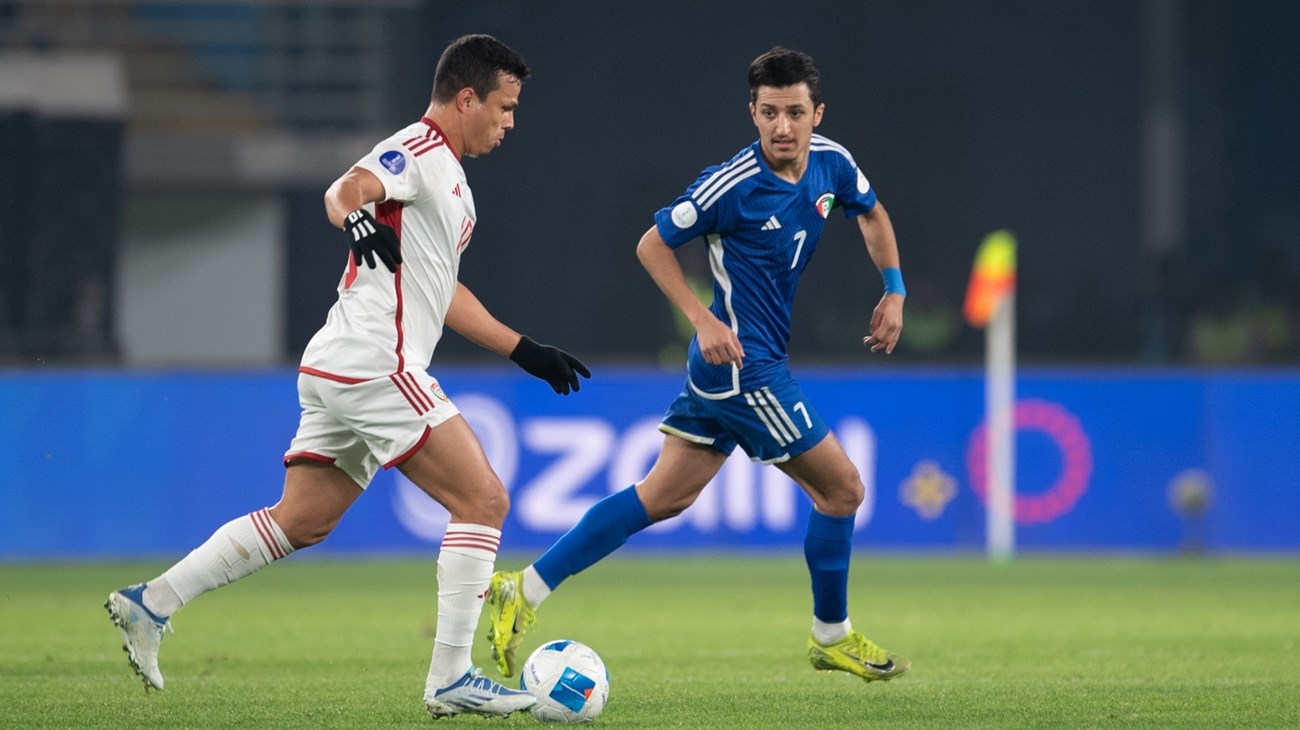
343,209,402,273
510,335,592,395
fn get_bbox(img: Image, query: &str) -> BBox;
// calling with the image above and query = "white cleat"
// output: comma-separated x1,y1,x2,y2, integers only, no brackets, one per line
424,667,537,719
105,584,171,691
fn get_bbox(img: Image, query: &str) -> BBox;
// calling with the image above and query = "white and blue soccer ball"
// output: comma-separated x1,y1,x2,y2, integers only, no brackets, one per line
520,639,610,723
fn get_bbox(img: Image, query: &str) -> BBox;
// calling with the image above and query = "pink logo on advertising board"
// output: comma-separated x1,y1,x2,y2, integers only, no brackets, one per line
966,399,1093,525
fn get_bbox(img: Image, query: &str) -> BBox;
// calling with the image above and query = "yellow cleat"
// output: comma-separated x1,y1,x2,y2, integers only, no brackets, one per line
808,631,911,682
484,571,536,677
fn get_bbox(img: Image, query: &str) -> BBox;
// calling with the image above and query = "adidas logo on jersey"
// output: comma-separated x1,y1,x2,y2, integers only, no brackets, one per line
761,215,782,231
451,183,462,198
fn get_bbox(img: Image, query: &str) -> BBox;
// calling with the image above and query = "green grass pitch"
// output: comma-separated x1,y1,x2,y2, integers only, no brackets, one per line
3,555,1298,728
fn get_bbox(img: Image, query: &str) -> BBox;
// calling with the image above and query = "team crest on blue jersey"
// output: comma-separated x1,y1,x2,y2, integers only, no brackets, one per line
379,150,406,175
816,192,835,219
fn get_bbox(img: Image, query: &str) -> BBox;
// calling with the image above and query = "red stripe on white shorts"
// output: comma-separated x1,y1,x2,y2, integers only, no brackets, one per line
390,373,428,414
400,371,436,412
283,451,335,467
384,425,431,469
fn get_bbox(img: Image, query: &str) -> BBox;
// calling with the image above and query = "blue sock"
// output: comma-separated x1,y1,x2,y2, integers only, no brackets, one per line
533,486,651,590
804,510,854,623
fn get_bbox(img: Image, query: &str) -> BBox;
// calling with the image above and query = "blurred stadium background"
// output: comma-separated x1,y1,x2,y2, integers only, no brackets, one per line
2,0,1299,558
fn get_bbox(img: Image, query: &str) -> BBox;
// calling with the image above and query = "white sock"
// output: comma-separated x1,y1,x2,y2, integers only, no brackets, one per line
812,616,852,645
144,508,294,617
521,565,552,608
424,523,500,696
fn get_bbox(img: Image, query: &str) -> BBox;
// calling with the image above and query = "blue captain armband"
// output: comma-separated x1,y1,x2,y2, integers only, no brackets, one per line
881,267,906,297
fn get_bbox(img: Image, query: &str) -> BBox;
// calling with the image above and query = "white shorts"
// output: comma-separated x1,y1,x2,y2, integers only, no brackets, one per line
284,370,461,487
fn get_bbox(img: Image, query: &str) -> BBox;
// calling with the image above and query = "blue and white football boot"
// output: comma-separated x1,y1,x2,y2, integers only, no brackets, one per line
425,667,537,719
105,583,171,691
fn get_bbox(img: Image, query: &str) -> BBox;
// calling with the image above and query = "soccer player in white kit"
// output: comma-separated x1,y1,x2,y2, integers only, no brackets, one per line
105,35,588,719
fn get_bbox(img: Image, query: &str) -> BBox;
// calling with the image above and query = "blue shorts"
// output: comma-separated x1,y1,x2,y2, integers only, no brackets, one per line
658,373,829,464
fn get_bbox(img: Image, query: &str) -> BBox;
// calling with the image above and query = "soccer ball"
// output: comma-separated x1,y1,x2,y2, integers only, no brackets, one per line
520,639,610,723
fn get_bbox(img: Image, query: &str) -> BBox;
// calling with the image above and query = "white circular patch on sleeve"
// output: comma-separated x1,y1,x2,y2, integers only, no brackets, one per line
857,169,870,194
671,201,698,229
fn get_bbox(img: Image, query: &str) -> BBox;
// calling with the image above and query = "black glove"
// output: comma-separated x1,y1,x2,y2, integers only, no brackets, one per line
343,209,402,273
510,335,592,395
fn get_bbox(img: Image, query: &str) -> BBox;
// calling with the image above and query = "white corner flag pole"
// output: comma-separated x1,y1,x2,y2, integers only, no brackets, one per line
986,292,1016,562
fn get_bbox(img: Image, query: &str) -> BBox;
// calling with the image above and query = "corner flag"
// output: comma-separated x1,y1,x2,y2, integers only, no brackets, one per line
964,230,1017,328
967,230,1018,563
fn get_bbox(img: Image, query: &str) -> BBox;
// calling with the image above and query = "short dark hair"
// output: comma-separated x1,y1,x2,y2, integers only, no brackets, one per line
432,34,531,104
748,47,822,107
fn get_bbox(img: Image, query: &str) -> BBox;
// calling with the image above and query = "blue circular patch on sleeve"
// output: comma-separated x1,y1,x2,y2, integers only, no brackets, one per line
379,150,406,175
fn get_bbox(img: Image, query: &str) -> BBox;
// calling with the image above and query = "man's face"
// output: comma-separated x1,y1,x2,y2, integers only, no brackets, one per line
462,73,522,157
749,83,824,167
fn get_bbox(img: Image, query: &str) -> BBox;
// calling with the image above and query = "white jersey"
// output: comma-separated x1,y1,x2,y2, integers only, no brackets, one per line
300,117,476,382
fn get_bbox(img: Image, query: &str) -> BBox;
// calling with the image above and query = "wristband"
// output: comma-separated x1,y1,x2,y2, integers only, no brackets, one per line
882,267,906,297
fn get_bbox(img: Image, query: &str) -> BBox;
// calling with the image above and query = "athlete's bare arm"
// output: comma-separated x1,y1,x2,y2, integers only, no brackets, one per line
856,202,904,354
446,283,523,357
857,201,900,272
636,225,744,367
324,167,387,228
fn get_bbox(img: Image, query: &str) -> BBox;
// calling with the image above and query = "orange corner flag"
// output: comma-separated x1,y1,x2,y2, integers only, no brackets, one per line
964,230,1017,328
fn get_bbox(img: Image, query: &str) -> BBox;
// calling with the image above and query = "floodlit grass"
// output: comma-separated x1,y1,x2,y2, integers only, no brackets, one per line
2,556,1298,728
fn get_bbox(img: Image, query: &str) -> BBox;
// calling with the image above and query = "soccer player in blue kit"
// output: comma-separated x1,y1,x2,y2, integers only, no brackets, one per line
488,47,911,683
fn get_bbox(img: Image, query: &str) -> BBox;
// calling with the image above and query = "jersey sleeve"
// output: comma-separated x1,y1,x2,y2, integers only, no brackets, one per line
353,139,422,204
653,165,728,249
834,152,878,219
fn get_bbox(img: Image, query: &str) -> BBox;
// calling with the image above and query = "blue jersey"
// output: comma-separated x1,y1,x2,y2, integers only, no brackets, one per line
653,134,878,397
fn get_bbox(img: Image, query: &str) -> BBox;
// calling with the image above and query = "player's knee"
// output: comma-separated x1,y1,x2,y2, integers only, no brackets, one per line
451,478,510,526
484,483,511,523
821,472,864,517
841,480,866,512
